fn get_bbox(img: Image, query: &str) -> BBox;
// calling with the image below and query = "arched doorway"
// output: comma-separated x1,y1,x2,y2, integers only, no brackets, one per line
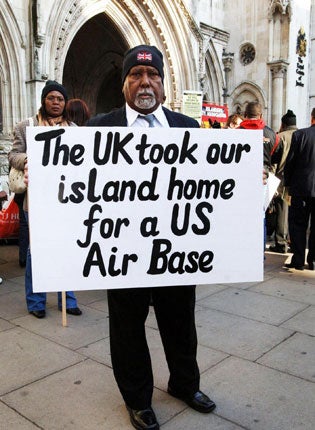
63,13,128,116
230,82,267,117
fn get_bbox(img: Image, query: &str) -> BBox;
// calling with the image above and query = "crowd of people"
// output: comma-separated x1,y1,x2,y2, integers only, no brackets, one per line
2,43,315,430
206,103,315,272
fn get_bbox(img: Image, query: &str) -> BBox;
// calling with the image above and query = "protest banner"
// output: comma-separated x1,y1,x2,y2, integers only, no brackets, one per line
182,91,203,123
202,102,228,128
26,127,263,292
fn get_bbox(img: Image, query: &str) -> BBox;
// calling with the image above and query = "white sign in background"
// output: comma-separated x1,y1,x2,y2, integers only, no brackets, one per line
26,127,264,292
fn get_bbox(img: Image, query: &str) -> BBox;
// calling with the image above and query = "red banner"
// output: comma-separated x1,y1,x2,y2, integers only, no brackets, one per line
202,103,228,126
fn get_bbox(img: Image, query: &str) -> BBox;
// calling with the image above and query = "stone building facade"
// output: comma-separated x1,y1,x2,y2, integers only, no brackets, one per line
0,0,314,180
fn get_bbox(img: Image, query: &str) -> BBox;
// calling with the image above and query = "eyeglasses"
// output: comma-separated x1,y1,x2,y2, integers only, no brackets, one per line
45,96,65,103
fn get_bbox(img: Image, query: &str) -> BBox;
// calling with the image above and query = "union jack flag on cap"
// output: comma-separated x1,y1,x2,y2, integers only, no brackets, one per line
122,45,164,83
137,51,152,61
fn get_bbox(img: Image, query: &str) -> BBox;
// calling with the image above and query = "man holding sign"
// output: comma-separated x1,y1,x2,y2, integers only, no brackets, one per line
87,45,216,429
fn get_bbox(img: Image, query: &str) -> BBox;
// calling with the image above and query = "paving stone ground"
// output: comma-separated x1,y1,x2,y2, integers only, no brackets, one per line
0,241,314,429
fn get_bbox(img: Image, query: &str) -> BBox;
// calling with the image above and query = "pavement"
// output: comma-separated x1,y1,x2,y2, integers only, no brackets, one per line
0,240,314,430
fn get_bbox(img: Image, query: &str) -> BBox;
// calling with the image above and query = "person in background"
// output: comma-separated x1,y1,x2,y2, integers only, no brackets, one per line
225,113,243,129
0,181,8,281
284,107,315,271
238,101,276,171
8,80,82,318
269,109,298,254
13,192,29,267
0,181,7,209
208,118,221,128
66,98,91,126
87,44,216,430
238,102,279,251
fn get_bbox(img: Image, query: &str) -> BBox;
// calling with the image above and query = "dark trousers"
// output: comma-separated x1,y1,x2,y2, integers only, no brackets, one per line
107,285,200,410
288,196,315,266
274,195,289,248
13,192,29,264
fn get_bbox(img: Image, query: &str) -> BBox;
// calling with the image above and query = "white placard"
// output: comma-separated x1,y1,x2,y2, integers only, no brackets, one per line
26,127,264,292
264,172,281,211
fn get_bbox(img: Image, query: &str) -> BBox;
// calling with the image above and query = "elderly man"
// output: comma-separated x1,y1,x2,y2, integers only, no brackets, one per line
87,45,216,430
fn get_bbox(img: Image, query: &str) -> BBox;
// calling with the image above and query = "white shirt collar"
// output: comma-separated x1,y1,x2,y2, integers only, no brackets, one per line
125,104,169,128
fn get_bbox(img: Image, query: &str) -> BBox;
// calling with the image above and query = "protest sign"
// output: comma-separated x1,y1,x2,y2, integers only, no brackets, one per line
182,91,203,123
202,102,228,127
26,127,263,292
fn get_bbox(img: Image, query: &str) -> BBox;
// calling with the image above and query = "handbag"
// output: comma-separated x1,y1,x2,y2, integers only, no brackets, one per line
8,167,27,194
8,116,33,194
0,197,20,239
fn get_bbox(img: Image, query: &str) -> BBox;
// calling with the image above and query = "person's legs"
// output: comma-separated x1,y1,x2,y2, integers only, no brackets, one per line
18,205,29,267
14,193,29,266
274,196,288,251
24,212,46,311
288,196,309,267
57,291,79,309
306,197,315,268
153,285,200,395
107,287,153,409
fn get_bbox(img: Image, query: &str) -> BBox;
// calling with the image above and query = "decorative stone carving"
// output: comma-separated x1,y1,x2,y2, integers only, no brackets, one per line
32,0,45,47
268,0,292,20
269,60,288,78
222,50,234,103
240,43,255,65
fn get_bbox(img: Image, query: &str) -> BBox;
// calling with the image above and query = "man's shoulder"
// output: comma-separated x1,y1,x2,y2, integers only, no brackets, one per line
263,124,276,135
292,125,315,140
298,125,315,133
278,127,297,137
86,108,125,126
162,107,199,128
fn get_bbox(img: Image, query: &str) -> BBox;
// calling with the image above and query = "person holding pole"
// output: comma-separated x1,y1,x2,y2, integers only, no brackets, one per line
86,45,216,430
8,80,82,319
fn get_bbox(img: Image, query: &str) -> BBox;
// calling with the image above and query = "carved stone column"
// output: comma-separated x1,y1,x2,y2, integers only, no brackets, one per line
268,60,288,130
26,0,47,115
222,50,234,106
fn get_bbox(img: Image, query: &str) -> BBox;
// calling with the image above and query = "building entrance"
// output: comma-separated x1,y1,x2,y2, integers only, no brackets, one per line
63,13,128,116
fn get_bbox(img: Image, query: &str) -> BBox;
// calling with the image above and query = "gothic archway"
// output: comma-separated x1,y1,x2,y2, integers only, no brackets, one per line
62,13,127,115
230,81,267,116
0,4,26,134
42,0,203,114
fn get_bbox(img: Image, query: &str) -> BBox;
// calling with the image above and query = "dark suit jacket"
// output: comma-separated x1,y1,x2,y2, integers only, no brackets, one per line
284,124,315,197
86,105,200,128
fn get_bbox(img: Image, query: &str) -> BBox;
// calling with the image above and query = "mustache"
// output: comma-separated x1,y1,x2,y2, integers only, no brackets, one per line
136,90,155,97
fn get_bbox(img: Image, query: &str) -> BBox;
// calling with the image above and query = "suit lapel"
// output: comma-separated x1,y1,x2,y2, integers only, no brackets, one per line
162,107,175,127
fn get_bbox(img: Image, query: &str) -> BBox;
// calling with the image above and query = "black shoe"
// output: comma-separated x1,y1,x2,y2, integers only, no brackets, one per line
126,406,159,430
66,307,82,315
307,261,314,270
168,388,216,413
284,263,304,271
29,310,46,318
269,245,287,254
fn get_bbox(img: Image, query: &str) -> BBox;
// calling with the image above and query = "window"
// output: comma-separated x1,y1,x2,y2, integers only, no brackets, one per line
240,44,255,65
